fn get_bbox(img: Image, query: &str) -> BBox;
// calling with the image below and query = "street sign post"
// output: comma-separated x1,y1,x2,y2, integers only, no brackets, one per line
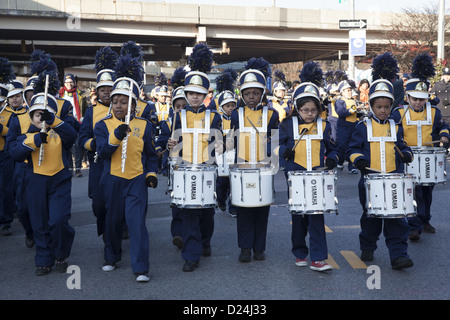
339,19,367,29
349,29,366,56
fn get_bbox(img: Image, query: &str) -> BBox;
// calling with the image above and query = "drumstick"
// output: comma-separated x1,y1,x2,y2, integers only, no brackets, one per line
246,116,267,143
394,145,404,158
291,128,309,151
396,107,409,124
422,140,441,146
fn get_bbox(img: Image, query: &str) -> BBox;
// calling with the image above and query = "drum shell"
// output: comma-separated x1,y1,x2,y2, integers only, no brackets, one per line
405,147,447,186
216,150,236,177
166,157,179,193
287,170,338,215
229,164,275,207
171,165,217,208
364,173,416,218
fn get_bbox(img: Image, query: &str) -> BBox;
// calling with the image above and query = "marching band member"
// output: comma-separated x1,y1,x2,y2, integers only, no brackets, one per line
79,46,117,237
0,57,17,237
268,70,291,122
391,53,450,240
156,67,188,249
348,53,414,269
8,70,78,275
278,61,339,271
230,57,279,263
214,69,238,216
167,43,222,272
5,78,35,247
335,76,360,173
94,52,158,282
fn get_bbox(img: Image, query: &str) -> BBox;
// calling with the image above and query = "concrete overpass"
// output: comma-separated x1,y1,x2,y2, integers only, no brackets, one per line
0,0,410,78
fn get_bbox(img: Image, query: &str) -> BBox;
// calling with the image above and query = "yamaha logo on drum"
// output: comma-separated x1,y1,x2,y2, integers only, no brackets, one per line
391,183,398,209
191,175,197,200
425,157,431,178
311,179,318,205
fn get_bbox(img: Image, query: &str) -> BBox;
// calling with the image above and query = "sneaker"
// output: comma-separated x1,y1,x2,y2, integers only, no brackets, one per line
391,256,414,270
336,165,344,171
182,260,199,272
310,260,333,271
239,248,251,263
136,273,150,282
350,169,358,174
172,236,183,249
253,251,265,261
102,262,115,272
35,266,51,276
408,229,420,241
55,259,68,273
75,170,83,177
361,250,374,262
295,258,308,267
423,223,436,233
217,202,226,212
229,211,237,218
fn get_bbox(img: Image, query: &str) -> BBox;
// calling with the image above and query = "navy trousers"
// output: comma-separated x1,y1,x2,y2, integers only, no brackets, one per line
103,174,149,274
408,185,433,233
181,207,215,261
236,205,270,252
26,169,75,267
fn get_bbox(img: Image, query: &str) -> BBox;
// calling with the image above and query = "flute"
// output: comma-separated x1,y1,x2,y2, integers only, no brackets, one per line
38,74,49,166
121,82,133,173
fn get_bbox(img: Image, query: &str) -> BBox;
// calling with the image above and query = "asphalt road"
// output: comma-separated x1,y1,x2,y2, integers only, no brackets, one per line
1,161,449,305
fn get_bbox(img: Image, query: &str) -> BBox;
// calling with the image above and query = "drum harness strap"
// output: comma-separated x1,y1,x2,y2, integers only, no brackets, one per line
365,118,397,174
292,117,323,171
404,102,432,147
181,109,211,165
238,106,268,164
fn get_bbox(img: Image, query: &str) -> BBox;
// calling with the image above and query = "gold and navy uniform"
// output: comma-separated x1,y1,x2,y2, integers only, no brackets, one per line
278,115,339,262
155,101,173,124
9,115,77,268
0,104,27,231
335,97,359,170
347,117,412,261
278,117,339,172
5,106,32,239
229,104,279,254
267,97,291,122
78,101,110,236
94,113,158,274
391,103,450,235
172,106,222,165
95,113,158,180
230,105,279,163
171,105,222,263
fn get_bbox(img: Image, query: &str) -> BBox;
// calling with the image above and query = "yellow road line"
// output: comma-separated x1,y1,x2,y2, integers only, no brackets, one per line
340,250,367,269
325,224,333,233
325,254,340,269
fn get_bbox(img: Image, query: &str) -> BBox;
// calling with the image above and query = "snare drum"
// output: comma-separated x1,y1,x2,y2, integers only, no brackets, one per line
287,170,338,215
229,164,275,207
364,173,416,218
405,147,447,185
216,150,235,177
170,165,217,208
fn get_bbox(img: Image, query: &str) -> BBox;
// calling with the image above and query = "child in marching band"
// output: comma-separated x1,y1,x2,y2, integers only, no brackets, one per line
278,62,339,272
230,58,279,263
391,53,450,241
79,46,117,238
94,54,158,282
167,44,222,272
348,54,414,269
8,71,78,275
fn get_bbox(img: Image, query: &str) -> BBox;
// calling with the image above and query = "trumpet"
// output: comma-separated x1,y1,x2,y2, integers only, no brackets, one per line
121,81,134,173
38,74,49,166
